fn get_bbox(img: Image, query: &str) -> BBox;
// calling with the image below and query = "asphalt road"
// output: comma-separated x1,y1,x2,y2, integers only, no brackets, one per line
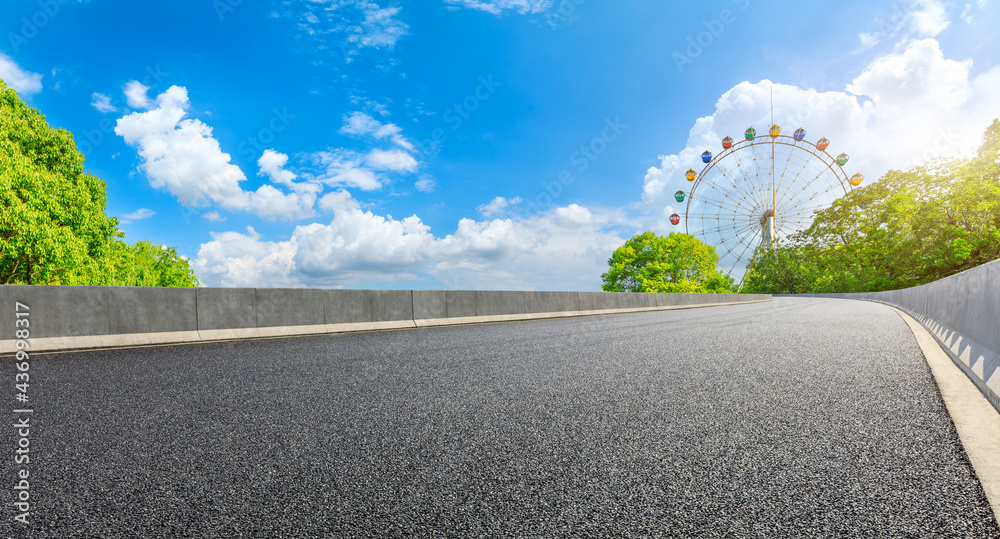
3,297,998,537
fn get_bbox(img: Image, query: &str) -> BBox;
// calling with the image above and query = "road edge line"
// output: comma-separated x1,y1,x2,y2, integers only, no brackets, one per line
887,305,1000,524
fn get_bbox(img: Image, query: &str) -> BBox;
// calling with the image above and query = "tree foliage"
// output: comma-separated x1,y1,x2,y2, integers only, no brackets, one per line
601,231,734,293
0,78,198,286
743,119,1000,294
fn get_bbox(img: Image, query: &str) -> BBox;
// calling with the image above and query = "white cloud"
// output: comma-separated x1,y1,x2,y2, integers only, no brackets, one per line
342,2,408,48
350,96,391,117
122,208,155,220
477,196,522,217
257,149,322,195
555,204,593,226
340,110,382,135
318,189,359,213
0,53,42,95
123,80,151,109
289,0,408,62
258,149,297,186
415,176,437,193
310,150,384,191
858,32,880,49
202,211,226,222
115,86,316,220
962,1,988,23
340,111,414,151
91,93,118,113
437,218,538,261
329,167,382,191
908,0,950,36
366,148,418,172
847,38,971,114
193,196,625,290
192,227,300,288
866,0,950,46
444,0,554,15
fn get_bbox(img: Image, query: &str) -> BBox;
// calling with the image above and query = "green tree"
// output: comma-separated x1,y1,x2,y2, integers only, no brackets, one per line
0,78,198,286
743,119,1000,294
601,231,734,293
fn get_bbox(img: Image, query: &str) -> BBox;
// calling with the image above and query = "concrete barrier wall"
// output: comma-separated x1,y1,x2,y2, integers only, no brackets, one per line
0,285,769,353
790,259,1000,413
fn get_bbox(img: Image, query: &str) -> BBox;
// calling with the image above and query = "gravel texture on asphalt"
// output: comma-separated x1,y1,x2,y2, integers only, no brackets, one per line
2,297,998,537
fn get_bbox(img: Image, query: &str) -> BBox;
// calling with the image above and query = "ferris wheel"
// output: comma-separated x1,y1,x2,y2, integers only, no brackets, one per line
669,124,864,287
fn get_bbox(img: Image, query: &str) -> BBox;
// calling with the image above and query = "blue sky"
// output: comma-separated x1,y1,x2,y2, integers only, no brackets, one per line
2,0,999,290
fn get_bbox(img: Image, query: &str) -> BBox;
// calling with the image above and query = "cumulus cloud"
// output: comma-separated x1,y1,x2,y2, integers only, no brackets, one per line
318,189,359,213
366,148,418,172
0,53,42,95
310,150,384,191
202,211,226,222
193,198,624,290
908,0,950,36
847,38,971,113
477,196,522,217
115,85,316,220
258,149,323,196
123,81,151,109
258,149,298,187
91,93,118,113
555,204,593,226
193,227,299,288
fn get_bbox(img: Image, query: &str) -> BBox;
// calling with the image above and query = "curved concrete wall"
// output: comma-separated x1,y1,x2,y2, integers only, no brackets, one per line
0,286,769,353
792,259,1000,414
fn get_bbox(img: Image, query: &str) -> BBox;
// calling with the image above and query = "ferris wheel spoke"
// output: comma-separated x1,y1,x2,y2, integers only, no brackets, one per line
716,158,763,207
694,197,758,219
701,220,759,238
697,175,761,206
731,231,761,272
720,226,755,251
731,220,763,248
775,170,845,223
718,231,758,274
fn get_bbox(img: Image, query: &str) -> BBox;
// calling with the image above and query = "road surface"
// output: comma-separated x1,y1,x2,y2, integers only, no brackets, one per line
3,297,998,537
